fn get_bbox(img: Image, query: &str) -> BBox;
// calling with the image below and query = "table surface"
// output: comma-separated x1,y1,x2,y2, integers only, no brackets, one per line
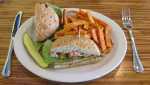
0,0,150,85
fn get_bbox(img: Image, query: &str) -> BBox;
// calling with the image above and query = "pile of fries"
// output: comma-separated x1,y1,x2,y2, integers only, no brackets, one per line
55,9,113,53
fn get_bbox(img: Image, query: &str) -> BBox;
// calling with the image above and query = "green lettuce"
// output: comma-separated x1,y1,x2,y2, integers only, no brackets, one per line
42,40,58,64
47,3,62,18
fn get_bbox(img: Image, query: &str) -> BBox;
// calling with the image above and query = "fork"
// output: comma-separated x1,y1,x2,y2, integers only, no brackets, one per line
122,8,144,72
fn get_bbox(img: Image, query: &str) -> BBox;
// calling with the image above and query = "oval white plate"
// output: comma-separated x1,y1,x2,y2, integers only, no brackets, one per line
14,8,127,83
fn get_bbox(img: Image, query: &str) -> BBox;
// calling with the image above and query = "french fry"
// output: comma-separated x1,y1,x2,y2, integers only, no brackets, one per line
63,9,68,25
65,31,77,35
79,9,88,16
82,24,89,30
76,9,89,21
59,8,63,25
54,31,65,38
79,28,88,34
66,16,72,23
77,14,86,20
90,28,99,44
63,20,88,32
87,11,95,24
97,27,107,52
55,30,77,38
102,47,112,55
93,17,107,27
83,33,91,39
67,16,78,23
104,25,113,48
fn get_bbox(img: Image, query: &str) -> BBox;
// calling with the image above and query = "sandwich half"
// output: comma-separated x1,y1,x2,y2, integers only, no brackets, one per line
50,35,102,69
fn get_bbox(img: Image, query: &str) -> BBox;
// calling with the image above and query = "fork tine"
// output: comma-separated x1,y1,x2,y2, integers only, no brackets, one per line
122,8,125,20
126,8,132,23
122,8,132,21
126,8,131,20
128,8,132,20
125,8,129,21
122,8,127,19
122,8,127,22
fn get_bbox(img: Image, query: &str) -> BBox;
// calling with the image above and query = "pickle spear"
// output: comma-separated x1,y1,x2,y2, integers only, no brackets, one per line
23,33,48,68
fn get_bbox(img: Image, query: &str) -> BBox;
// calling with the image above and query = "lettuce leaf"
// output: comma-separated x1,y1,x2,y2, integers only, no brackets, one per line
47,3,62,18
42,40,58,64
42,39,72,64
34,41,43,51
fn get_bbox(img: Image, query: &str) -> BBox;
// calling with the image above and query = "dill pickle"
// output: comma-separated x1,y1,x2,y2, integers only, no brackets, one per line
23,33,48,68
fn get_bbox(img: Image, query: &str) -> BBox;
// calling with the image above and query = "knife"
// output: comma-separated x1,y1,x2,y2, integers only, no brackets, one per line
1,11,23,78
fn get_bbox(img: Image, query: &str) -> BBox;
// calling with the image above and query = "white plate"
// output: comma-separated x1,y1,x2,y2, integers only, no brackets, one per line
14,8,127,83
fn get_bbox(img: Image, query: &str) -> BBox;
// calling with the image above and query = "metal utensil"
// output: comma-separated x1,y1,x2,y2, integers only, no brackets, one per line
1,11,23,78
122,8,144,72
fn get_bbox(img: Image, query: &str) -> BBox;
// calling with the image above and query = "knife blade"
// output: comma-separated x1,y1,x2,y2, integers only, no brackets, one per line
11,11,22,37
1,11,23,78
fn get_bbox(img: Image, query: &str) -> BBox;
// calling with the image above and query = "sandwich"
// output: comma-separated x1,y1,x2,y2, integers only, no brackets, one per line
50,35,102,69
35,3,59,41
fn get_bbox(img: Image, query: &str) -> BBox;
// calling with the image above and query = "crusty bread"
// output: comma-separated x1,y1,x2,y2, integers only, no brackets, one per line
35,3,59,41
54,56,102,69
51,35,101,56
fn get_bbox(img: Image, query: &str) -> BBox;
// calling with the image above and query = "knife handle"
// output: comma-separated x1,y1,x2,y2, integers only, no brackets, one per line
1,11,22,78
1,39,14,78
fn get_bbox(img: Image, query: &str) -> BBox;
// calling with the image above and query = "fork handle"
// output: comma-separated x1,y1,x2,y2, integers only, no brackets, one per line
128,29,144,72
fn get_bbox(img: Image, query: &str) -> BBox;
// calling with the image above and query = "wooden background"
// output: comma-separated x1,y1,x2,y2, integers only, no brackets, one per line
0,0,150,85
